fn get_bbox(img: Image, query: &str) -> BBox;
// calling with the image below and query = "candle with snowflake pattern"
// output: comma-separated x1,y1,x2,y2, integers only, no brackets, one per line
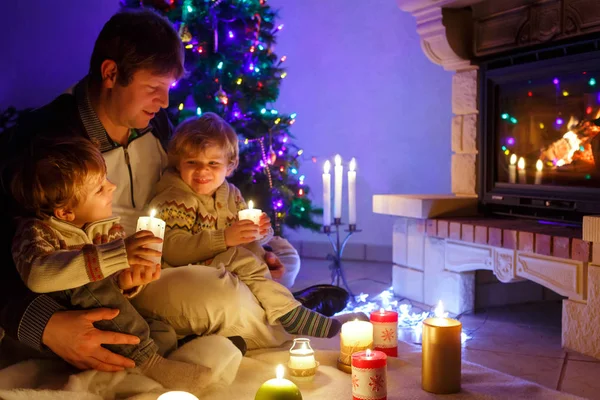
351,349,387,400
370,309,398,357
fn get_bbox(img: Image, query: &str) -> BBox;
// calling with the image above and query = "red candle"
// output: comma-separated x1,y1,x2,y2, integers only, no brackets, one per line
370,309,398,357
351,349,387,400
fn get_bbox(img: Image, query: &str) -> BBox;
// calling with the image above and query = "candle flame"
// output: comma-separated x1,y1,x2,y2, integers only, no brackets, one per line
434,300,448,318
349,157,356,172
517,157,525,170
324,160,331,174
536,159,543,172
366,349,372,357
275,364,284,379
510,154,517,165
335,154,342,166
248,200,254,210
150,209,156,218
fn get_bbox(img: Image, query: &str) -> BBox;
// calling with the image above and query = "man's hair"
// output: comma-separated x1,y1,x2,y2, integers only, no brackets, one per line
169,112,239,173
89,9,185,86
10,137,107,218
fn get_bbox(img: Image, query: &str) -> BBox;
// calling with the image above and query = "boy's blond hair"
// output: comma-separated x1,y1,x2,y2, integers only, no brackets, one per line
10,136,107,218
169,112,239,174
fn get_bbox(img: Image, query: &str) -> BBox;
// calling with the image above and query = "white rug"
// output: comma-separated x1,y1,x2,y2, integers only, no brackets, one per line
0,337,584,399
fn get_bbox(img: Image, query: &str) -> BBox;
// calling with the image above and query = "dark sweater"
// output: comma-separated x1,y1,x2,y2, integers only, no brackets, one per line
0,80,172,351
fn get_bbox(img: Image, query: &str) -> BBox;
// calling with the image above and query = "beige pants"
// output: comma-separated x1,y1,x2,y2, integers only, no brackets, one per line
130,249,291,350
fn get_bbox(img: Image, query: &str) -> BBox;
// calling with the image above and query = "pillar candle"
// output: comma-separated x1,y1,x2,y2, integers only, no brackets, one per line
370,309,398,357
136,209,166,268
535,159,543,185
351,349,387,400
421,301,461,394
517,157,526,184
338,320,373,372
508,154,517,184
322,161,332,227
348,157,357,226
238,200,262,225
255,365,302,400
334,154,343,221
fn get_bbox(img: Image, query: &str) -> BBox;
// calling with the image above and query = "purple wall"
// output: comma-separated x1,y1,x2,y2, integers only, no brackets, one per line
0,0,453,246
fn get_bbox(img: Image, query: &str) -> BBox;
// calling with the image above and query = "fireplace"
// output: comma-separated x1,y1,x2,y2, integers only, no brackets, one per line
480,37,600,223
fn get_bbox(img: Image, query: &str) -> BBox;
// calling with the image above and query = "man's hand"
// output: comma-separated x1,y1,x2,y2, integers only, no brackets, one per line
118,264,161,291
225,220,259,247
258,213,272,237
264,251,285,281
124,230,162,268
42,308,140,372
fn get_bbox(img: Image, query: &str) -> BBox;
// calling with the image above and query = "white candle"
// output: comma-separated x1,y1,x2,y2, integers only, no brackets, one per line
136,209,166,268
334,154,343,220
348,158,357,226
517,157,526,184
157,392,199,400
341,320,373,348
322,161,332,227
535,159,543,185
508,153,517,183
238,200,262,225
289,349,316,370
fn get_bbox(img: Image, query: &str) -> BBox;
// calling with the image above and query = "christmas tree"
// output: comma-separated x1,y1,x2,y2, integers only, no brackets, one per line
122,0,321,235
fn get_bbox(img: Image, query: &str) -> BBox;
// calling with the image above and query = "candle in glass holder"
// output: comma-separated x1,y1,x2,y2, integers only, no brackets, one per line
338,320,373,373
508,154,517,183
288,338,318,382
517,157,526,184
255,364,302,400
238,200,262,225
136,209,166,268
421,301,461,394
351,349,387,400
370,309,398,357
535,159,543,185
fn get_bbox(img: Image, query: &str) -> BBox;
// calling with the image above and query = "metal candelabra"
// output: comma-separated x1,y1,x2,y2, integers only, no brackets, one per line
323,218,360,298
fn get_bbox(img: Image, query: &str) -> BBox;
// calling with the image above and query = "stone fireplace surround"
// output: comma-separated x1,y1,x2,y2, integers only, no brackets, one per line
374,0,600,359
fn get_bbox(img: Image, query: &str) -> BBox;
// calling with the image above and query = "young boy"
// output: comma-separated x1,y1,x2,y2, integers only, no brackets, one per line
9,136,211,393
150,113,341,339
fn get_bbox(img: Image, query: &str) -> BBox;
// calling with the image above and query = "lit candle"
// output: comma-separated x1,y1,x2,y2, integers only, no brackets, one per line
338,320,373,373
322,161,332,227
255,364,302,400
288,338,318,381
508,154,517,183
136,209,166,268
334,154,343,221
238,200,262,225
348,157,357,226
517,157,526,184
351,349,387,400
535,159,543,185
421,301,461,394
370,309,398,357
157,392,199,400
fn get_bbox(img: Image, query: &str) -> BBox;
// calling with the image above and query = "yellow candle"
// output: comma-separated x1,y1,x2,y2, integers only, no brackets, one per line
255,365,303,400
517,157,526,184
535,159,543,185
421,301,461,394
508,153,517,183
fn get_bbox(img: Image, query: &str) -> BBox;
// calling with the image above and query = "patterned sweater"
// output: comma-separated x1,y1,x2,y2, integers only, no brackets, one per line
12,216,130,294
150,169,273,267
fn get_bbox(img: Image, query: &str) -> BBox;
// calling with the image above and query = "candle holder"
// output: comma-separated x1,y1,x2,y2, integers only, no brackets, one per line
287,338,319,382
322,219,360,297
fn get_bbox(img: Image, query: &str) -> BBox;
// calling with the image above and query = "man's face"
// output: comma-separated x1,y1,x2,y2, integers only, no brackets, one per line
109,69,177,129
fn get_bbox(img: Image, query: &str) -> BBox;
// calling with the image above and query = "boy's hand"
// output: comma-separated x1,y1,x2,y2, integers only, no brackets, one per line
124,230,162,267
264,251,285,281
225,220,259,247
118,264,161,291
258,213,272,237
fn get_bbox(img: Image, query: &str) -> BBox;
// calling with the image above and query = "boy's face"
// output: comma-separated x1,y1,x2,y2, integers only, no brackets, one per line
67,174,116,227
105,68,177,129
178,145,233,196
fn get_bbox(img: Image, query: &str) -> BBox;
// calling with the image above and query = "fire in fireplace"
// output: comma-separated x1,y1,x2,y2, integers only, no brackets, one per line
480,37,600,222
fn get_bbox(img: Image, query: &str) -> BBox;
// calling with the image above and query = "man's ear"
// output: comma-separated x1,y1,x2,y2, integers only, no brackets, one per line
54,207,75,222
100,60,118,89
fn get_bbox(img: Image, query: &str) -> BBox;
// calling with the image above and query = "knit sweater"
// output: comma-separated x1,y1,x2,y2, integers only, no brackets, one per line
150,169,273,267
11,217,131,294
